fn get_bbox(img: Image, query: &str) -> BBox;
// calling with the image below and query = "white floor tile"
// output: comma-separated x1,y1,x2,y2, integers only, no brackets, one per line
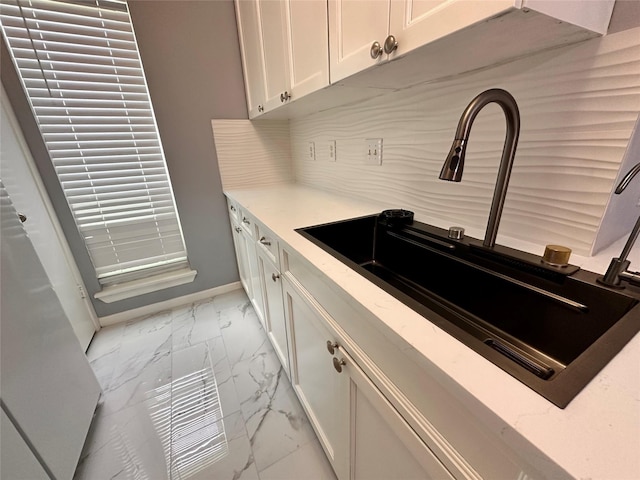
258,439,337,480
79,288,328,480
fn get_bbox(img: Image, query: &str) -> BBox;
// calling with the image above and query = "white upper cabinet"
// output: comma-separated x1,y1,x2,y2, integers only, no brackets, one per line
285,0,330,100
328,0,391,84
259,0,290,113
329,0,615,84
236,0,329,118
235,0,267,118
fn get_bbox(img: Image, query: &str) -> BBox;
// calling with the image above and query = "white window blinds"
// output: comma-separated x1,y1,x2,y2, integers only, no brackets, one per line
1,0,189,284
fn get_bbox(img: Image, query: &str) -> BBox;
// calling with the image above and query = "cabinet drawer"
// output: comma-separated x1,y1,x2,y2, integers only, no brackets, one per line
227,198,239,222
238,210,255,238
256,222,279,265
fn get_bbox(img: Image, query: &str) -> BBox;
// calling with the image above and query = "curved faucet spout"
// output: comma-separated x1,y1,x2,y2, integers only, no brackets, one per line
439,88,520,248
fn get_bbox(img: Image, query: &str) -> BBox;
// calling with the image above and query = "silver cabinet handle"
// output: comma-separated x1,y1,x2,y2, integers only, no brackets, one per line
272,272,280,282
18,213,27,223
230,205,236,212
242,217,250,225
259,236,271,246
370,40,382,59
326,341,339,355
280,91,291,102
234,226,242,233
384,35,398,54
333,357,346,373
258,105,264,112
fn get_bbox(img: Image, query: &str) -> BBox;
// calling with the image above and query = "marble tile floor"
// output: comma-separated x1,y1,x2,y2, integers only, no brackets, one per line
75,288,337,480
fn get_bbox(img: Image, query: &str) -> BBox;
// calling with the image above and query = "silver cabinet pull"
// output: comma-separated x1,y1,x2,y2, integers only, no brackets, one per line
272,272,280,282
280,91,291,102
230,205,236,212
18,213,27,223
333,357,346,373
234,226,242,233
259,236,271,246
383,35,398,54
370,41,382,59
326,341,338,355
242,217,251,225
258,105,264,112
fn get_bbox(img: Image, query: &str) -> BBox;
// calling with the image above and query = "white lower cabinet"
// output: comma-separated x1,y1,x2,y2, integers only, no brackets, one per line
283,276,454,480
258,248,290,374
228,206,265,329
230,218,251,296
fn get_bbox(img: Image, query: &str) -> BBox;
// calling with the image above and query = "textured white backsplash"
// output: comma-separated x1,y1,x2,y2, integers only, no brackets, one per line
212,119,292,190
290,28,640,255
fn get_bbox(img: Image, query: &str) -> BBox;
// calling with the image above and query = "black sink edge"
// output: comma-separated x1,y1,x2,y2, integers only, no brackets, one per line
296,222,640,409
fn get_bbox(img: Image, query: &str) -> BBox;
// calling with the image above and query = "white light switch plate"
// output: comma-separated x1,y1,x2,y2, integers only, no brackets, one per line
328,140,336,162
308,141,315,161
364,138,383,165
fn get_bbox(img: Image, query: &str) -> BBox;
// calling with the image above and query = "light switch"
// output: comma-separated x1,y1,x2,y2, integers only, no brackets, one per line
364,138,383,165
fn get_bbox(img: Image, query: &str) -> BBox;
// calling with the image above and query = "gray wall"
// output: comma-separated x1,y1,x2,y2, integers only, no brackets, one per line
1,0,248,317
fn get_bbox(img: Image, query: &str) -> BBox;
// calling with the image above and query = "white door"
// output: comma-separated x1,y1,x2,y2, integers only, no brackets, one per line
1,409,50,480
0,180,101,480
236,0,267,118
285,0,330,100
258,250,289,374
259,0,290,111
388,0,513,60
0,88,97,350
339,347,456,480
284,283,349,479
328,0,390,83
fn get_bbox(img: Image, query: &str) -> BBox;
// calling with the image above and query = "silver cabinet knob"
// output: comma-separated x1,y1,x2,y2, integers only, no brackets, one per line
326,341,339,355
280,91,291,102
333,357,346,373
370,41,383,59
259,236,271,246
272,272,280,282
242,217,251,225
383,35,398,54
234,226,242,233
258,105,264,112
230,205,236,212
18,213,27,223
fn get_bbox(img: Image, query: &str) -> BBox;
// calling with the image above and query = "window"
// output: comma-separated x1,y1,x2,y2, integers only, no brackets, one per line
1,0,192,297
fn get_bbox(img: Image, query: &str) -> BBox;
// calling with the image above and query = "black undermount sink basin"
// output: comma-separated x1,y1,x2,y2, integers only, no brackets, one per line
297,213,640,408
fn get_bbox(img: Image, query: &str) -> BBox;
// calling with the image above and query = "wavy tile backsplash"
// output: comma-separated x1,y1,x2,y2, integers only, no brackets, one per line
290,27,640,255
212,28,639,256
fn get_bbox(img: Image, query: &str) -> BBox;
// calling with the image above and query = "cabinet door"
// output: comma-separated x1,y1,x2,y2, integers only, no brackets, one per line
339,348,455,480
245,232,266,329
231,221,252,298
235,0,267,118
328,0,391,83
284,282,349,479
285,0,329,100
258,251,289,373
388,0,512,60
259,0,291,112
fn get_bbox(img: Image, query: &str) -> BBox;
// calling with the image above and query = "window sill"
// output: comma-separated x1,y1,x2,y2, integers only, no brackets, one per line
94,267,197,303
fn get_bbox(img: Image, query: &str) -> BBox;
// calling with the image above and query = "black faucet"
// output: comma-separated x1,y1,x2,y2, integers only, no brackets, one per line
439,88,520,248
599,162,640,287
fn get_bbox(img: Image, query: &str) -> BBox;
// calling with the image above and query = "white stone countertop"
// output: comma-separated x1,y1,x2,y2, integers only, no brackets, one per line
225,183,640,480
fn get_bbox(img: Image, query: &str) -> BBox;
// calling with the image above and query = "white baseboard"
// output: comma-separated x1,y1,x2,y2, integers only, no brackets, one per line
98,282,242,327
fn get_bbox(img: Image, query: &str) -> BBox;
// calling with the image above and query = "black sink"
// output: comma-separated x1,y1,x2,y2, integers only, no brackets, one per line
297,213,640,408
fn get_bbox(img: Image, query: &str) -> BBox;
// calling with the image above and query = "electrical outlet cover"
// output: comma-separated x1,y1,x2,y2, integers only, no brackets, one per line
328,141,336,162
308,141,316,161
